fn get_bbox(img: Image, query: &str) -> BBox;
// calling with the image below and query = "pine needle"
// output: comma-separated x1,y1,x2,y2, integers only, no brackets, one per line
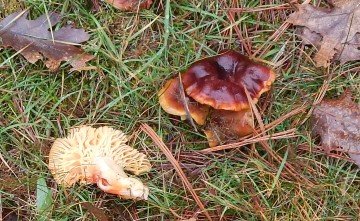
141,123,212,221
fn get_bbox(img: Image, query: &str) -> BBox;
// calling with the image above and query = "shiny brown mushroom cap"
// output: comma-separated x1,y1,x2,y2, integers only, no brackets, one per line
182,49,275,111
158,78,210,125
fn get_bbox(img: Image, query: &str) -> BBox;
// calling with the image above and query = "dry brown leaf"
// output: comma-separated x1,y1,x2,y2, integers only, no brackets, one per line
312,91,360,166
0,10,94,71
105,0,153,11
287,0,360,67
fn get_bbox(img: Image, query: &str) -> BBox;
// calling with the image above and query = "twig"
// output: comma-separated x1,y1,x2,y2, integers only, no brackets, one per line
298,144,354,162
228,4,290,13
243,85,265,132
263,106,306,131
141,123,212,221
201,105,306,153
200,128,297,153
178,73,197,132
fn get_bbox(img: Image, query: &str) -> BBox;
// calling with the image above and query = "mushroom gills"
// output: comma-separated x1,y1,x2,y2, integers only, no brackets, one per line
48,126,151,200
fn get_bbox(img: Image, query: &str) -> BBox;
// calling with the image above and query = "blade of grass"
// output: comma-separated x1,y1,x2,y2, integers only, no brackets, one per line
268,147,288,195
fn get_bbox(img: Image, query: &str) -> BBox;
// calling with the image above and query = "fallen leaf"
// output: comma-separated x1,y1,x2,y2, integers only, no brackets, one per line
0,10,94,71
311,91,360,167
105,0,153,11
287,0,360,67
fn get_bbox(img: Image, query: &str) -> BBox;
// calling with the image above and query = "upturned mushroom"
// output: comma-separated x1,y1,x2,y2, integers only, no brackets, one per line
48,126,151,200
159,49,275,146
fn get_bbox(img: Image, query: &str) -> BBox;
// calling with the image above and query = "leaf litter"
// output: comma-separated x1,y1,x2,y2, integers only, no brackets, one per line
287,0,360,67
312,91,360,167
0,10,94,71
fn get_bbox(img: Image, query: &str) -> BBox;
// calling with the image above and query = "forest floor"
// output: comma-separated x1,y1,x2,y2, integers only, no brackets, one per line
0,0,360,220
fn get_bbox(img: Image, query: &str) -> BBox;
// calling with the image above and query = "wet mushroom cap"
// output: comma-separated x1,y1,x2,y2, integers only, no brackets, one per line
158,78,210,125
182,49,275,111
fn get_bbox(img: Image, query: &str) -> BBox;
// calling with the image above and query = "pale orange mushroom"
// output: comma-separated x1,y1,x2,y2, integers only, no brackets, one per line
48,126,151,200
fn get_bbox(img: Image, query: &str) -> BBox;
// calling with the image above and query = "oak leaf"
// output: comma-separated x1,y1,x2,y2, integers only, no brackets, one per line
312,91,360,167
287,0,360,67
0,10,94,71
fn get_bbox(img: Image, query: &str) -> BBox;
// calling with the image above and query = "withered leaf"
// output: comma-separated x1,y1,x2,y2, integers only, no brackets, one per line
312,91,360,167
0,10,94,71
105,0,153,11
287,0,360,67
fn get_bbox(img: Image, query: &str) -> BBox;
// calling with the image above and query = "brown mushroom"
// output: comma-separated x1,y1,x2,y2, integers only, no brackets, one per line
158,49,275,146
158,78,210,125
48,126,151,200
182,49,275,111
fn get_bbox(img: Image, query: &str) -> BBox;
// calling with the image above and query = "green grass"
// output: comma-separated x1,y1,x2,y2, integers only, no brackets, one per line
1,0,360,220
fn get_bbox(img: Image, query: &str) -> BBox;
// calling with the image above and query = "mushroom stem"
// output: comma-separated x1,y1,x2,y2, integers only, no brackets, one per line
205,109,254,147
92,157,149,200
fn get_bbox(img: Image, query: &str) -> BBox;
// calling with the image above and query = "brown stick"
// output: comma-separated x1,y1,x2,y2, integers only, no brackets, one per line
201,129,296,153
178,73,197,132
